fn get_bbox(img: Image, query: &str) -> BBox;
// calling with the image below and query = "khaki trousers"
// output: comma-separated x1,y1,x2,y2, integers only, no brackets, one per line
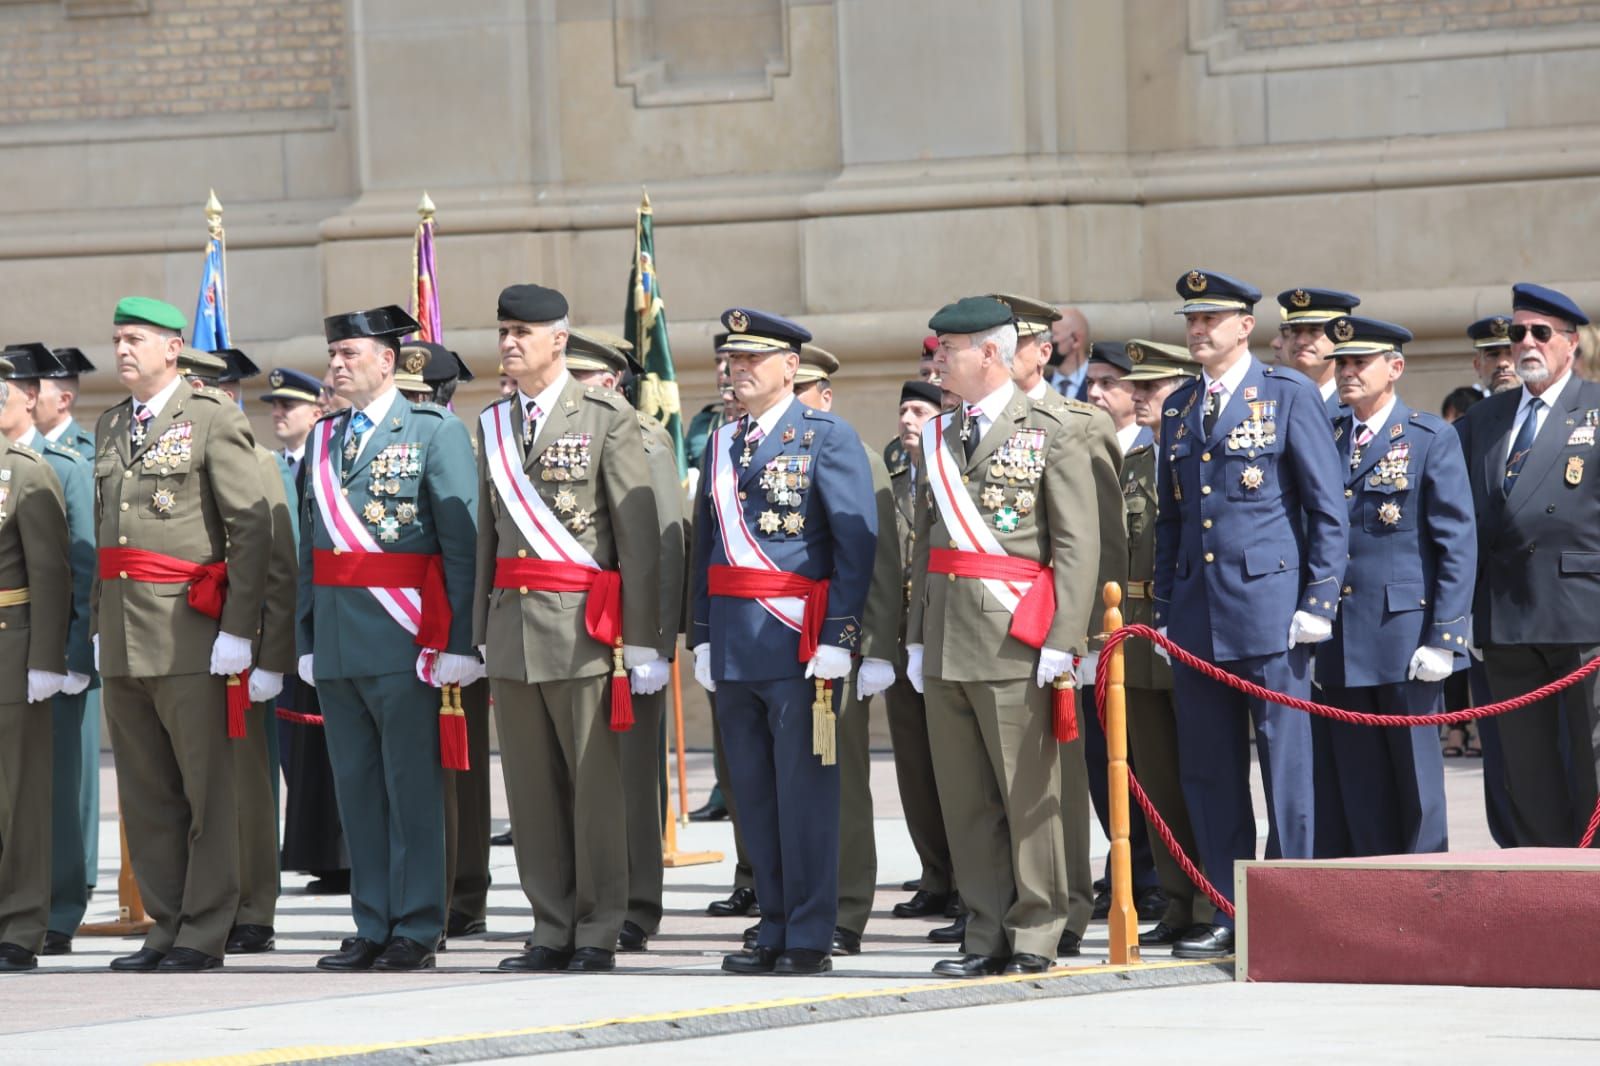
0,700,53,952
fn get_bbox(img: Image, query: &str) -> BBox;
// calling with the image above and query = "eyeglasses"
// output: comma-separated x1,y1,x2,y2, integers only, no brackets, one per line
1509,323,1576,344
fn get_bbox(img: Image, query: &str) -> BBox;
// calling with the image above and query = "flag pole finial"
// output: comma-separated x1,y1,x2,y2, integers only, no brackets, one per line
640,186,651,213
418,191,436,222
205,189,223,239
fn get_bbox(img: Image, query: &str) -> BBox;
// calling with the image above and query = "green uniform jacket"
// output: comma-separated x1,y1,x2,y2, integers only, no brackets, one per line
1037,393,1126,642
253,445,298,675
297,397,479,677
640,412,686,660
857,446,903,663
0,436,70,696
889,447,917,651
92,386,273,677
1120,444,1170,690
908,388,1101,681
472,378,660,682
35,436,95,678
52,418,96,464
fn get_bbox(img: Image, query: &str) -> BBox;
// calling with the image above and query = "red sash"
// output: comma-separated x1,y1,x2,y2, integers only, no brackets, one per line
927,547,1055,650
312,549,451,652
708,564,829,663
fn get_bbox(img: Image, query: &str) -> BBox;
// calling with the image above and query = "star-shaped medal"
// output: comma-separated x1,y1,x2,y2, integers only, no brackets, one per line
758,510,782,534
980,484,1006,510
396,502,417,525
993,507,1020,533
363,500,386,524
151,488,176,514
1240,465,1265,491
569,508,592,533
1013,488,1036,515
377,515,401,542
782,511,805,535
553,487,578,514
1377,500,1401,527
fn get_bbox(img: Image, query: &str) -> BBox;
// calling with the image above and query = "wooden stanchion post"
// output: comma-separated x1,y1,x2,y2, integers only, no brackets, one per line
662,655,722,868
1104,581,1140,965
78,813,155,937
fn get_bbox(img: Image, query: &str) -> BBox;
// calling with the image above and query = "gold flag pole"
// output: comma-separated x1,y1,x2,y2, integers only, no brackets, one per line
662,655,721,868
1104,581,1140,965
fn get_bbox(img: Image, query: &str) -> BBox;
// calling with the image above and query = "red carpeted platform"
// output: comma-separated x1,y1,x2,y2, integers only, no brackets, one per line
1237,848,1600,988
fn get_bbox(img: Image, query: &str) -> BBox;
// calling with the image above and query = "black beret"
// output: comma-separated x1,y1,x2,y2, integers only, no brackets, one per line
928,296,1014,335
496,284,569,323
900,380,943,408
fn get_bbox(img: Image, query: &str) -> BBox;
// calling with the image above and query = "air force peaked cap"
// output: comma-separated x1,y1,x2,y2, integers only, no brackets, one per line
1174,270,1260,315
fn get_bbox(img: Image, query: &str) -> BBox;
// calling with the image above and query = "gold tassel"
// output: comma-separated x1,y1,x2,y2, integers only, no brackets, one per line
812,678,837,767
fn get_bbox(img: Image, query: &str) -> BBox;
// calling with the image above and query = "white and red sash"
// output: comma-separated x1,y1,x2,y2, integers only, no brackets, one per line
923,413,1028,613
480,401,600,570
706,420,803,632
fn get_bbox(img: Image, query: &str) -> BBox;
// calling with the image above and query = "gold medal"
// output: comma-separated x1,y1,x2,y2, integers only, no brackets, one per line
569,508,592,533
1240,465,1265,491
980,484,1005,510
758,510,782,534
151,488,176,514
782,511,805,535
396,502,417,525
1377,500,1401,527
362,500,386,524
1014,488,1036,515
553,487,577,514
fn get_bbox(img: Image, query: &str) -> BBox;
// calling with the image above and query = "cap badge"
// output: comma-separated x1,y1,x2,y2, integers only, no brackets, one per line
1128,345,1145,364
727,310,750,332
1491,317,1510,338
404,350,427,375
1333,319,1355,342
1291,289,1311,308
1186,271,1208,294
269,370,285,388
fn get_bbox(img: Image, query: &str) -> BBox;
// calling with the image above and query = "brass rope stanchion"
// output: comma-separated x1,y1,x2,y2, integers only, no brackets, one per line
663,655,721,868
1103,581,1139,965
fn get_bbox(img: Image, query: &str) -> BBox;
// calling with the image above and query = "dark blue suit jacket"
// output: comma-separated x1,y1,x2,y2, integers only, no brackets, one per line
1153,357,1347,662
691,400,877,683
1316,400,1475,688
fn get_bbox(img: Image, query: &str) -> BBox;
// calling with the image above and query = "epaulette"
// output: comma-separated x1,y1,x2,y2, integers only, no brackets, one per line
188,385,229,404
1125,441,1156,459
1031,400,1069,427
581,385,628,411
409,402,448,418
6,443,42,464
801,407,839,422
314,407,347,425
42,440,88,466
1406,409,1449,435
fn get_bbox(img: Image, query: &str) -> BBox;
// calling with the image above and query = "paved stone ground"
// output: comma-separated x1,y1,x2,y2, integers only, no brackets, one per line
0,742,1571,1064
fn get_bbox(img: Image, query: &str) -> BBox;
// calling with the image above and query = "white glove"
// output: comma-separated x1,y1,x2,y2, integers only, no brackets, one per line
856,657,896,701
61,672,91,696
630,657,670,695
1077,650,1100,688
623,644,660,671
1287,610,1333,649
248,669,284,704
209,631,254,676
1154,626,1170,665
430,652,482,687
27,670,67,704
297,653,316,687
806,645,854,681
1407,645,1455,683
906,644,925,694
1035,647,1073,688
92,634,100,672
693,643,715,692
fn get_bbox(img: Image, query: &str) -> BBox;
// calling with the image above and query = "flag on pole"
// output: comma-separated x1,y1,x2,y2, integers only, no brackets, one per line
625,189,686,477
410,192,442,343
192,189,231,351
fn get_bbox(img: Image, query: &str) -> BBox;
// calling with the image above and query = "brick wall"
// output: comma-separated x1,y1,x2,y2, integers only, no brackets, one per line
1227,0,1600,49
0,0,344,126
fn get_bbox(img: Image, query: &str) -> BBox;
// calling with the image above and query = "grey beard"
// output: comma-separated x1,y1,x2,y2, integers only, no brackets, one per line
1517,359,1550,385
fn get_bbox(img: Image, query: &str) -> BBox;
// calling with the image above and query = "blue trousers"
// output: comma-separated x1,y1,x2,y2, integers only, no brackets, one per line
716,678,840,954
1317,681,1448,857
1171,647,1314,928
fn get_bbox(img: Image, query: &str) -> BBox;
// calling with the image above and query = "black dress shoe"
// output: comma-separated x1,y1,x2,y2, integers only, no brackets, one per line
42,931,72,956
226,924,276,954
831,927,861,957
707,886,757,918
1004,952,1052,975
110,947,166,972
447,911,487,938
158,948,223,972
490,828,514,847
944,891,963,919
318,938,385,972
1091,889,1111,920
721,945,781,974
774,948,832,975
0,943,38,971
568,947,615,972
892,889,950,919
617,921,649,953
743,924,760,950
932,953,1007,978
1139,921,1186,947
1135,887,1170,921
1057,929,1082,957
901,878,921,892
928,913,967,944
499,945,572,972
688,800,729,822
373,936,436,970
304,871,351,895
1172,923,1235,959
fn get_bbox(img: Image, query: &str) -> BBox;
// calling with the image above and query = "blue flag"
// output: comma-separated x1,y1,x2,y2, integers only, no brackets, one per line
192,235,230,351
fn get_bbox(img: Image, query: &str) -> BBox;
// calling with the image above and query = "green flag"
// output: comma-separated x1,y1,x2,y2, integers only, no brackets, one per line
625,189,687,477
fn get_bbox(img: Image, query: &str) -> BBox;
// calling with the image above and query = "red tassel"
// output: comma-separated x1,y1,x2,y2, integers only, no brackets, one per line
1052,678,1078,743
227,671,250,739
439,684,470,771
609,643,634,732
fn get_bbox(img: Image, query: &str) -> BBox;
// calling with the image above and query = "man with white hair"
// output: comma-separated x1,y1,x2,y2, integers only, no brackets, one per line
908,295,1101,977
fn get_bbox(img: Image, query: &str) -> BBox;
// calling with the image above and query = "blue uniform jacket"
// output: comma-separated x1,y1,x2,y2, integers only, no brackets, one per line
1154,357,1347,662
691,401,877,683
1316,400,1476,688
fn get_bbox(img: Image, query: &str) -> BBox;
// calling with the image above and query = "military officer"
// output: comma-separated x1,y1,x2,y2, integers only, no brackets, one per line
298,306,481,972
1454,283,1600,847
1120,338,1214,946
790,342,899,957
1153,271,1347,959
1277,288,1361,421
473,286,661,973
177,348,295,955
907,296,1101,977
1314,316,1473,857
1468,315,1519,397
0,353,73,971
691,308,876,977
883,380,958,924
93,297,273,971
557,327,684,954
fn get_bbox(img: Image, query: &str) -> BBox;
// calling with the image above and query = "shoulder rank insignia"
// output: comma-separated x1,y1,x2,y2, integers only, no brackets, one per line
782,426,795,443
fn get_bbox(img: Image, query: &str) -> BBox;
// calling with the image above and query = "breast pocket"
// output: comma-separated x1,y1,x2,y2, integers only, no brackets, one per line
136,472,187,521
1125,493,1148,539
1224,451,1281,502
1361,489,1416,533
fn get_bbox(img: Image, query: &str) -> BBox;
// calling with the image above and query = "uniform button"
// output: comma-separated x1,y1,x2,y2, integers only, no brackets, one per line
519,586,529,595
342,487,349,496
948,541,957,550
1201,452,1212,462
120,502,128,511
1547,504,1557,513
0,622,6,630
1203,552,1214,563
962,475,970,484
1202,519,1213,529
948,573,956,583
119,570,128,579
1344,489,1353,498
118,536,127,545
332,547,342,555
738,491,747,500
1419,598,1427,606
123,470,132,479
517,548,528,558
1200,485,1212,495
1342,585,1353,595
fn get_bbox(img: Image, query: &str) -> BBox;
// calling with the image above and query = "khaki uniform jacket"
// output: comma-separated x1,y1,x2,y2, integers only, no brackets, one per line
253,445,299,675
1120,444,1171,690
640,412,686,659
0,436,70,698
857,446,903,663
473,377,661,682
908,389,1100,682
92,385,273,678
1038,393,1126,644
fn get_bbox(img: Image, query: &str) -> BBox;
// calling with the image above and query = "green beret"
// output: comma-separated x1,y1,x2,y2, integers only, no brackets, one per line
114,296,188,333
928,296,1014,336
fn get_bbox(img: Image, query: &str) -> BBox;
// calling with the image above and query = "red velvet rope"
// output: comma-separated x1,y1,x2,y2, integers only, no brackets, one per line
1094,623,1600,921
